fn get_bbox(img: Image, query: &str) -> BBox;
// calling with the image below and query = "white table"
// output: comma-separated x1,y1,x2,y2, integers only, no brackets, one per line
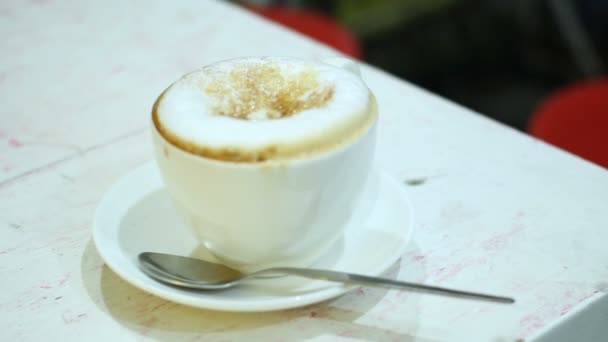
1,1,607,341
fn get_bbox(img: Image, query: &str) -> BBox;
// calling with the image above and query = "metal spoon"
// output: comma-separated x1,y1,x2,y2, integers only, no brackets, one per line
138,252,515,304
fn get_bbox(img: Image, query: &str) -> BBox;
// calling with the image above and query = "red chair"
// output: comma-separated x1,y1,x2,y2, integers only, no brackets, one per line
249,6,363,59
528,78,608,168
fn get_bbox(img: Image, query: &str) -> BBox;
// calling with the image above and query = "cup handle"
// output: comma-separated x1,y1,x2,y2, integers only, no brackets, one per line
322,56,361,77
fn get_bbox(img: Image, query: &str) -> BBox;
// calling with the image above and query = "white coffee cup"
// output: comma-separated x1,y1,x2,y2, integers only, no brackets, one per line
152,57,377,271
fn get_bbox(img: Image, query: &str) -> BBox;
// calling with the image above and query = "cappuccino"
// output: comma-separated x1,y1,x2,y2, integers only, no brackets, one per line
153,57,376,162
152,57,378,270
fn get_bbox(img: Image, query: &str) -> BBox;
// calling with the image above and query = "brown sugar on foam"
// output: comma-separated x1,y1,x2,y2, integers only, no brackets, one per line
204,63,334,120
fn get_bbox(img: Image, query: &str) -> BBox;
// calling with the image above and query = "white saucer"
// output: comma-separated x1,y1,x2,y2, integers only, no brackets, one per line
93,161,414,312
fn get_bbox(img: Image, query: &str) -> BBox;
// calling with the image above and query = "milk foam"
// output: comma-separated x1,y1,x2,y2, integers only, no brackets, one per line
153,57,376,162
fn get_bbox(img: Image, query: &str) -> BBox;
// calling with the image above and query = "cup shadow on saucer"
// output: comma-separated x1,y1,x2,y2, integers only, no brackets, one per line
117,189,347,296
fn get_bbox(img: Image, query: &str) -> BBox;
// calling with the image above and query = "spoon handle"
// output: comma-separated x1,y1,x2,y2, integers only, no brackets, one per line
264,267,515,304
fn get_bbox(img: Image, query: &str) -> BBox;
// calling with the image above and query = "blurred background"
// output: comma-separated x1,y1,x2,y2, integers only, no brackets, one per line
232,0,608,167
232,0,608,168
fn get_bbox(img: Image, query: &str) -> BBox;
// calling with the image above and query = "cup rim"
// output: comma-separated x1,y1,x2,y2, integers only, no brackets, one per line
152,115,377,170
